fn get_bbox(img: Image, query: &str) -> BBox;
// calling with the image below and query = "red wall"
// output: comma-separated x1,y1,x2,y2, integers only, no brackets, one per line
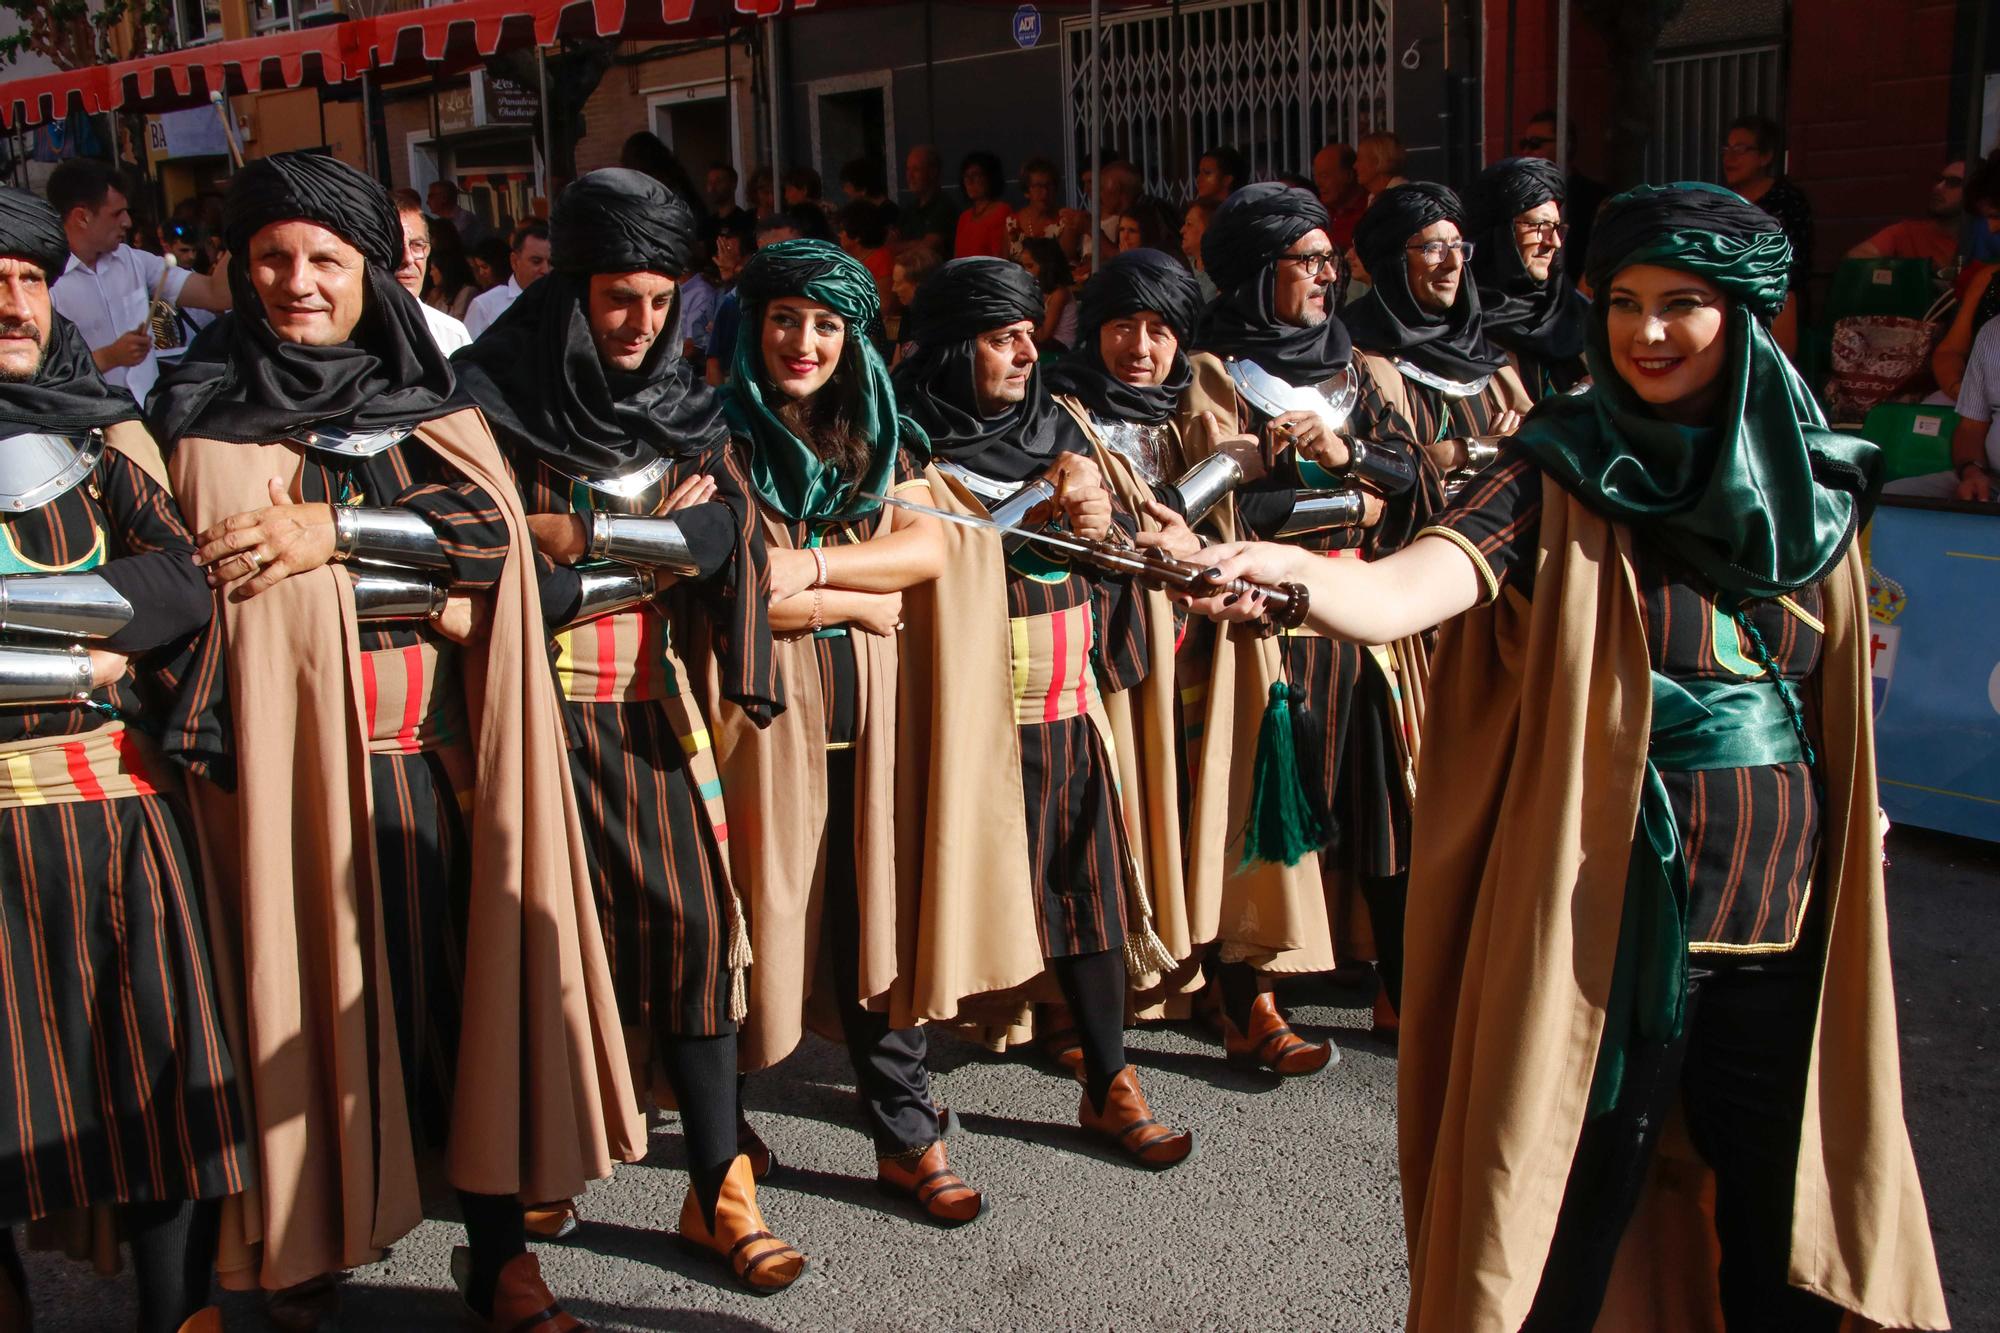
1481,0,1615,182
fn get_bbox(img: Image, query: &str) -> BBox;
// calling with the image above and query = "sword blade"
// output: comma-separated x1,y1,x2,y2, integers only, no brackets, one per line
862,491,1096,559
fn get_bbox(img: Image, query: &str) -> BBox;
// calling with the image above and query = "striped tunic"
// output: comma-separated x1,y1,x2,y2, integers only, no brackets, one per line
1426,447,1825,953
0,450,245,1224
521,443,780,1038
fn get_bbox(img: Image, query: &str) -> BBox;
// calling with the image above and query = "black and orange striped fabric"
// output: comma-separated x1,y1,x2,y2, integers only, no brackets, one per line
1427,447,1828,953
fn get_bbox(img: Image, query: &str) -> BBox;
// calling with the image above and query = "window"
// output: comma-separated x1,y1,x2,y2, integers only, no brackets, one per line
251,0,338,34
172,0,223,46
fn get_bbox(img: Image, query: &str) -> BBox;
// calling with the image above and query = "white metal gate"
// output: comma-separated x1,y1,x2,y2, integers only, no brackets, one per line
1648,43,1785,184
1061,0,1393,207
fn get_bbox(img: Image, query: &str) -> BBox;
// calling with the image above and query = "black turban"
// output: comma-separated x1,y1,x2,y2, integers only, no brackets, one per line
1046,248,1199,425
1464,157,1590,374
0,186,137,439
1193,183,1352,387
151,151,454,447
0,186,70,278
453,169,726,483
1583,183,1791,319
892,257,1088,481
549,168,701,278
1341,182,1507,383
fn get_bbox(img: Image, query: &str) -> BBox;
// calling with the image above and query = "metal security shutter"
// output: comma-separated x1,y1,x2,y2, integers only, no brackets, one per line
1649,42,1785,184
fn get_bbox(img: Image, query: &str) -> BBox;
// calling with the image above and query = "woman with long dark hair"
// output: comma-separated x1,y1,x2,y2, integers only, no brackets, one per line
1174,183,1947,1332
424,216,479,321
954,150,1014,259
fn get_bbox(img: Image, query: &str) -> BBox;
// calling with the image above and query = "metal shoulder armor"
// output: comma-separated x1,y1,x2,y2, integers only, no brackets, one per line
0,429,105,513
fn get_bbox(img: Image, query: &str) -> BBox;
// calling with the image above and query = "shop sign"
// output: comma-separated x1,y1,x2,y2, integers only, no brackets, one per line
146,105,231,160
437,86,476,136
479,74,539,124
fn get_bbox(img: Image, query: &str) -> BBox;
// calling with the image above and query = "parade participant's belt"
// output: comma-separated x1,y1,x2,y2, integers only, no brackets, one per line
1587,669,1810,1117
0,721,161,809
362,642,465,755
1010,603,1103,727
554,606,678,704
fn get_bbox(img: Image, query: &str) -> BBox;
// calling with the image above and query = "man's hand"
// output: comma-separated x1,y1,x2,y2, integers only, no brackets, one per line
87,649,130,689
662,473,718,512
1489,408,1523,437
1956,466,1994,504
1264,410,1349,470
1046,453,1112,541
1134,500,1203,561
94,330,151,373
1196,410,1267,483
194,476,339,600
1360,490,1386,526
850,590,905,636
432,593,490,646
527,513,588,564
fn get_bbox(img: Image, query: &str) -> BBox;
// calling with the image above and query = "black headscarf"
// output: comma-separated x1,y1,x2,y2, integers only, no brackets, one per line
452,168,727,479
149,151,455,447
0,187,138,437
1194,182,1352,387
1045,248,1200,424
1465,157,1590,365
892,257,1088,481
1341,182,1508,382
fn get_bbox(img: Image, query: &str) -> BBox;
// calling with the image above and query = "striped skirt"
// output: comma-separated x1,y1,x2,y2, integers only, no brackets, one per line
1277,632,1362,840
0,734,246,1224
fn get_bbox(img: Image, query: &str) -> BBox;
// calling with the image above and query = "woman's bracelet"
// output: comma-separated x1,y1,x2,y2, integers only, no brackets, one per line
810,547,829,588
809,588,824,633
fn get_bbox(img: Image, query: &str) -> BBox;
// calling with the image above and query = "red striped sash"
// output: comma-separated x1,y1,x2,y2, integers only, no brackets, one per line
1008,603,1100,726
360,642,463,755
0,723,162,809
553,607,675,703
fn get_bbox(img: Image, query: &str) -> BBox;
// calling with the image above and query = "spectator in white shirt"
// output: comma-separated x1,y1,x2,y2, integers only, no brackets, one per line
48,158,230,406
1884,315,2000,503
463,220,550,340
391,189,470,356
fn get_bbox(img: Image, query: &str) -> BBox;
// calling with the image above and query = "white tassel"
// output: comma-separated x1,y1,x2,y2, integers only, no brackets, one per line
727,890,753,1022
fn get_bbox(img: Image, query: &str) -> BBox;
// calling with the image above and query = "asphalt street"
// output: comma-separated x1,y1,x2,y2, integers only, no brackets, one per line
21,824,2000,1332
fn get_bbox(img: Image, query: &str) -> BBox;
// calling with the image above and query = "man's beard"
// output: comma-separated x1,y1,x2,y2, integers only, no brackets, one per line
1288,305,1327,329
0,321,44,381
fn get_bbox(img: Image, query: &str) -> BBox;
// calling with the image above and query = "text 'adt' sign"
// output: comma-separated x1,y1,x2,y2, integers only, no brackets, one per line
1013,4,1042,48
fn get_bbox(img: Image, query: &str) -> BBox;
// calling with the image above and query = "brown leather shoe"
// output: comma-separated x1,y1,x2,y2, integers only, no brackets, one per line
1221,991,1336,1076
877,1140,984,1226
175,1309,223,1333
737,1114,777,1181
1371,986,1400,1042
1037,1002,1084,1073
1078,1067,1195,1169
676,1154,806,1294
524,1199,579,1240
450,1247,587,1331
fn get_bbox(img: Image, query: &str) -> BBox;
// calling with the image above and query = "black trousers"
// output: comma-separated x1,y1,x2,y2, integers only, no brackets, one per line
826,752,937,1156
1524,946,1844,1332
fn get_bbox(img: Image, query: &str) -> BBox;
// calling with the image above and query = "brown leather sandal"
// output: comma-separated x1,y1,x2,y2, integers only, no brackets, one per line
1221,991,1336,1076
451,1247,587,1332
676,1155,806,1294
1078,1067,1195,1169
877,1140,984,1226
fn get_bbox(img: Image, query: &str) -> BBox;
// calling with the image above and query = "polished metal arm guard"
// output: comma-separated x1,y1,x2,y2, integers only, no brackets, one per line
1275,489,1368,537
1169,453,1246,527
567,566,658,627
586,513,701,577
1461,436,1502,471
0,572,134,641
345,567,448,621
988,477,1059,553
330,507,450,571
0,643,94,704
1343,438,1418,494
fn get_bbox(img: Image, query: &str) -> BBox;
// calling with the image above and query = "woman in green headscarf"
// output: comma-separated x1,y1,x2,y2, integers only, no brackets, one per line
1176,185,1948,1331
705,239,984,1225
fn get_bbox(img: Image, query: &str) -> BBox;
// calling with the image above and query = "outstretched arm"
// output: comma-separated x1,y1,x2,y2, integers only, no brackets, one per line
1175,532,1483,644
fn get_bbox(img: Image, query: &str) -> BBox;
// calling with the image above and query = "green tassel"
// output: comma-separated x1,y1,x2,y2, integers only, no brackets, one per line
1239,682,1328,868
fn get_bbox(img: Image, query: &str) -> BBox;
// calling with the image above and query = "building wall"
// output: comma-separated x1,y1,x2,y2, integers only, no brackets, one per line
574,44,757,183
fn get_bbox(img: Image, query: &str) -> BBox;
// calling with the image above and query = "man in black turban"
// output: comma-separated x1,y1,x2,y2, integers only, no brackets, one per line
152,151,641,1331
1464,157,1590,400
892,255,1197,1171
0,187,246,1333
458,167,806,1295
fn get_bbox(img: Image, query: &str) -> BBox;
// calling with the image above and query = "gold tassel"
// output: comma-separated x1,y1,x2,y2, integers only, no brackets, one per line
727,890,753,1022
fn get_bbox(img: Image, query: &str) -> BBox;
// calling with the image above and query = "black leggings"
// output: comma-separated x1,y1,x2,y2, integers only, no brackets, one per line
1052,948,1128,1110
661,1032,740,1226
1524,948,1844,1332
0,1198,221,1333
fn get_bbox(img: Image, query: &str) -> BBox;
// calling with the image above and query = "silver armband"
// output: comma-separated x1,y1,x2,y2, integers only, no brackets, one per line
1170,452,1246,528
1275,490,1367,537
0,643,94,704
1461,436,1502,471
988,477,1059,553
1345,438,1418,494
0,572,134,641
330,507,450,571
586,513,700,577
345,567,448,621
567,566,658,627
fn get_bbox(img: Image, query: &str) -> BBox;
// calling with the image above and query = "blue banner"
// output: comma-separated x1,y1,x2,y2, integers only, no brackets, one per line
1868,503,2000,842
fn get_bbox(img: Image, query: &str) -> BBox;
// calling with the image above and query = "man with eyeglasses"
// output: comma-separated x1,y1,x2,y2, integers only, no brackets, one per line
1847,160,1965,272
1518,108,1606,291
391,188,471,355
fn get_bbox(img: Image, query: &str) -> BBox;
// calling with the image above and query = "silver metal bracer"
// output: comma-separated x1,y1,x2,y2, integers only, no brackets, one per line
330,507,451,571
345,567,449,621
985,477,1060,553
0,643,94,705
567,566,657,627
586,514,700,577
0,573,134,640
1344,438,1418,494
1170,452,1246,527
1461,436,1502,471
1275,489,1367,537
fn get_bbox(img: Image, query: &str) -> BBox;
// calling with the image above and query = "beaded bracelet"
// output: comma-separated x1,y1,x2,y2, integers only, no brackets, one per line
811,547,829,588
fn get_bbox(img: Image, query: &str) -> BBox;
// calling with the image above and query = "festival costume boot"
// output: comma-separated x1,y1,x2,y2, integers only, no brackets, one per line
1221,991,1337,1076
175,1309,224,1333
738,1113,778,1180
524,1200,580,1240
676,1154,807,1294
450,1247,587,1332
1078,1067,1196,1169
876,1140,985,1226
1036,1001,1084,1073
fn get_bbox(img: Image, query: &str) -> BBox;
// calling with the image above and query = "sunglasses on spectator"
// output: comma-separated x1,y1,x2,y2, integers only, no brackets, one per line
1406,240,1474,265
1279,250,1340,276
1519,135,1555,152
1720,142,1764,156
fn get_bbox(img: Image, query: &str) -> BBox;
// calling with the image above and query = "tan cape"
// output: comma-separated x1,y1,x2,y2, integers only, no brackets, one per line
1400,480,1948,1332
170,407,645,1292
1058,391,1335,981
702,497,904,1071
